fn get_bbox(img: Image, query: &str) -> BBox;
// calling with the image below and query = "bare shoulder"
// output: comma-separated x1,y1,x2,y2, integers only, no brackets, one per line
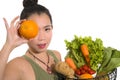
52,50,61,61
6,56,28,69
3,56,30,80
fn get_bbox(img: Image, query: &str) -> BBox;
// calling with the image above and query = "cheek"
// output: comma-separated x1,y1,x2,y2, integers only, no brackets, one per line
47,33,52,42
28,40,37,46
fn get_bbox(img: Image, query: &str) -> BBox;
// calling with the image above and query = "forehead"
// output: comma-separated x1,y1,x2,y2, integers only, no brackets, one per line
27,13,51,27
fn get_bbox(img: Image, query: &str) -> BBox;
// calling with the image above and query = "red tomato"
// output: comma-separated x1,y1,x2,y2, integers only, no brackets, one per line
79,66,83,71
75,69,81,75
82,65,89,71
81,69,86,74
88,69,96,75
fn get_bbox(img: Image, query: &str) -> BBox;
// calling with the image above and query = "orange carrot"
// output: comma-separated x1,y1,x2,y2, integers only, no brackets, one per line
80,44,90,65
65,57,77,71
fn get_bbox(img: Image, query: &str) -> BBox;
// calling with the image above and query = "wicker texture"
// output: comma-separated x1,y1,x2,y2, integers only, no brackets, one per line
57,68,117,80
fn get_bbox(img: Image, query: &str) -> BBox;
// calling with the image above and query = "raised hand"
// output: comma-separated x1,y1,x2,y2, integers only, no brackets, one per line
3,16,28,50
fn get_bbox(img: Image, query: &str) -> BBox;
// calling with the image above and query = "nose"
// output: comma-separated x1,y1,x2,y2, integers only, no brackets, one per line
37,30,45,41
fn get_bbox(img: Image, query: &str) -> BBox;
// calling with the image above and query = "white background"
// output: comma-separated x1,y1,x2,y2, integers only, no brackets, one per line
0,0,120,79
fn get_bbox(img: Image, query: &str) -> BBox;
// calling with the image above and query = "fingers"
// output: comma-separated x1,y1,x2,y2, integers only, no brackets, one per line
3,18,9,30
10,16,19,28
15,21,21,30
15,19,26,29
3,16,20,30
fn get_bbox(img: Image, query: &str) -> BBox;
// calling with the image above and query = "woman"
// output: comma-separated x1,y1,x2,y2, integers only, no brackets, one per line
0,0,61,80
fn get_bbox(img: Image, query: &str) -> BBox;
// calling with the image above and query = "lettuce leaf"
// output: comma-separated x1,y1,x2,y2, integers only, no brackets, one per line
97,47,120,75
64,35,104,70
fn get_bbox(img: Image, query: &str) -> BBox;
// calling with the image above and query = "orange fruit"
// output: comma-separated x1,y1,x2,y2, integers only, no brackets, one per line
18,20,39,39
79,73,93,79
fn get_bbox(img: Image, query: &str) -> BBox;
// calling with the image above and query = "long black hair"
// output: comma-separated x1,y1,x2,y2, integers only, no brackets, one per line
20,0,52,24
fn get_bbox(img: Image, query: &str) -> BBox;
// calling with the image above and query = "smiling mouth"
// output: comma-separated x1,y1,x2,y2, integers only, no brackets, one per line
37,43,46,49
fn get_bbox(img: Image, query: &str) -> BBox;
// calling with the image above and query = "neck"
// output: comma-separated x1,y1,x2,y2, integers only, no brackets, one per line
27,49,52,74
28,49,47,55
27,49,48,60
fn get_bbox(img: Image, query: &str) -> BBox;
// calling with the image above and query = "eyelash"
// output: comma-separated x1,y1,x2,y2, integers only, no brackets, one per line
45,28,51,31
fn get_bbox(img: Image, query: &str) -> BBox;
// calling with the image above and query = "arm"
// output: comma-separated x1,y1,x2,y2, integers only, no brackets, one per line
0,43,12,80
0,16,28,80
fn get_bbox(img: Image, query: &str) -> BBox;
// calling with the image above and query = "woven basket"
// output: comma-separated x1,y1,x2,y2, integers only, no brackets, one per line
57,68,117,80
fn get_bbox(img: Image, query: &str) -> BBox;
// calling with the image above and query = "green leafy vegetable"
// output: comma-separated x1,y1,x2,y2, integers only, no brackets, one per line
65,35,120,76
97,47,113,74
97,47,120,75
64,35,104,71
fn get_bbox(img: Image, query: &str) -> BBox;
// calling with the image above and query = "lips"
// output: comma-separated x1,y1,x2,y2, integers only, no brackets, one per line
37,43,46,49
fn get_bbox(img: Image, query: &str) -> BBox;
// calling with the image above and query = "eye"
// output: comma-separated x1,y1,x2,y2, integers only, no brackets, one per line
45,27,51,31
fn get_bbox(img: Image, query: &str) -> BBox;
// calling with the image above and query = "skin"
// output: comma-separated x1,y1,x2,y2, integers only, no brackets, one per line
0,13,61,80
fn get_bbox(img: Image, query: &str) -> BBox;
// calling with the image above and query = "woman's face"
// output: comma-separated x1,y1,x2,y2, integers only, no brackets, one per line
27,13,53,53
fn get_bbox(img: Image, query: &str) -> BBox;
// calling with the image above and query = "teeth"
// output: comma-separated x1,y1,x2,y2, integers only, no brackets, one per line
38,44,46,48
39,44,45,46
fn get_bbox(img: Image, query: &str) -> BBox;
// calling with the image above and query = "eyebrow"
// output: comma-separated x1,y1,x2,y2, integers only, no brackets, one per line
44,24,53,28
